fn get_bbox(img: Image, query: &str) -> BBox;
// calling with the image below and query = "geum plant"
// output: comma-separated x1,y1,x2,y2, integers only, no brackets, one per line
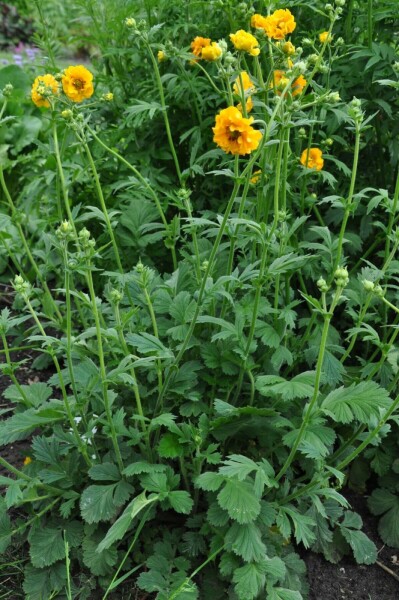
1,1,399,598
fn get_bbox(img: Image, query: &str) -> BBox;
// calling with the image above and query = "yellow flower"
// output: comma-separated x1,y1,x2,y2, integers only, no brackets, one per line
190,36,211,58
230,30,260,57
201,42,222,61
281,41,295,55
236,96,254,114
300,148,324,170
250,169,262,184
233,71,255,96
158,50,166,62
213,106,262,155
251,14,268,30
263,9,296,40
31,74,59,108
319,31,332,44
23,456,32,466
271,70,306,97
62,65,94,103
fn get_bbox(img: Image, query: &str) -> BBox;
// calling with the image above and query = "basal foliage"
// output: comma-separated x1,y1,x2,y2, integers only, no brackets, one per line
0,0,398,598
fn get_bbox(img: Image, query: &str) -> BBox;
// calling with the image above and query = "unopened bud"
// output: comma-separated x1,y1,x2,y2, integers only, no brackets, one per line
317,277,330,293
125,17,136,28
61,109,73,120
373,284,384,297
362,280,375,292
110,288,123,303
2,83,13,97
102,92,114,101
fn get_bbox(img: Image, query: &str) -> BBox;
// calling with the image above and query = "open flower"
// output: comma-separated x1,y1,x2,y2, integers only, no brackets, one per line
262,9,296,40
190,36,211,58
213,106,262,155
300,147,324,170
319,31,333,44
31,74,59,108
251,14,268,30
230,30,260,56
271,71,306,96
62,65,94,103
201,42,222,61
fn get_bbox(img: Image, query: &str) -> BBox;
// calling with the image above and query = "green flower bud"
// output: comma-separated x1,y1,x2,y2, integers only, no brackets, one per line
13,274,31,296
373,284,384,297
317,277,329,293
125,17,136,28
2,83,13,97
110,288,123,304
362,279,375,292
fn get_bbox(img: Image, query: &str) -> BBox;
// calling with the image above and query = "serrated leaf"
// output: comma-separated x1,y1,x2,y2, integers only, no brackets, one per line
233,562,266,600
268,588,303,600
158,433,184,458
29,528,65,568
89,462,121,482
23,563,66,600
123,461,167,477
219,455,259,480
321,381,391,424
98,491,158,552
225,522,266,562
340,528,377,564
82,535,118,576
368,489,399,547
218,480,261,524
80,484,118,523
195,471,224,492
167,491,193,514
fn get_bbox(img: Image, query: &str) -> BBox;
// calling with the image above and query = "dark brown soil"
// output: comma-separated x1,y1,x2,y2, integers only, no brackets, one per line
303,490,399,600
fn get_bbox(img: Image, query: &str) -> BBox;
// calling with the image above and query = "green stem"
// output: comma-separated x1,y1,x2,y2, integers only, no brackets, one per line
0,167,62,322
82,141,124,273
86,264,123,471
0,332,30,405
367,0,373,50
330,122,361,280
144,37,183,185
23,295,92,467
86,125,177,270
169,545,225,600
275,312,332,482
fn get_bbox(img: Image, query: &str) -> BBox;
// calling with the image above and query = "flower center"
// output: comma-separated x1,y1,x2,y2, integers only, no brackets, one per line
73,79,84,90
228,129,241,141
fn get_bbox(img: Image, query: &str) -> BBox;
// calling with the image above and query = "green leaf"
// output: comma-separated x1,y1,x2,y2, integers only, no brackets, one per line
167,491,193,514
0,500,12,552
80,484,119,524
321,381,391,424
268,588,303,600
98,492,158,552
126,332,173,358
23,563,66,600
89,462,121,482
282,507,315,548
368,488,399,547
219,454,259,480
123,461,167,476
256,372,315,401
225,522,266,562
0,407,65,445
218,480,261,524
158,433,184,458
29,528,65,568
4,382,52,408
233,562,266,600
82,535,118,576
340,528,377,564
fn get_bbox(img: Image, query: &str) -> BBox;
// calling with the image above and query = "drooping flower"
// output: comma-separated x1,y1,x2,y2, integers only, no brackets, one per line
300,148,324,170
236,96,254,114
31,73,59,108
233,71,255,96
230,30,260,56
62,65,94,103
213,106,262,155
263,9,296,40
201,42,222,61
319,31,332,44
271,70,306,97
190,36,211,58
